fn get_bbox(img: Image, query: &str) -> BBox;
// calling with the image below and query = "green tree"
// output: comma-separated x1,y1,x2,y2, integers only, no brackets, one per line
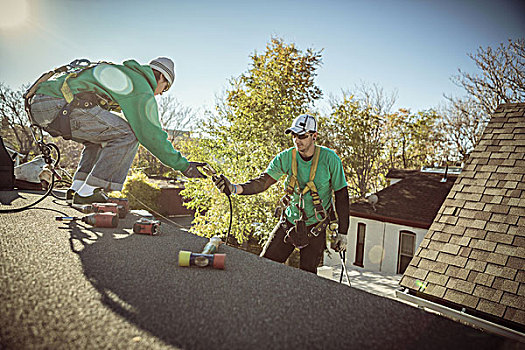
319,94,444,199
180,38,323,244
318,95,384,198
384,108,444,169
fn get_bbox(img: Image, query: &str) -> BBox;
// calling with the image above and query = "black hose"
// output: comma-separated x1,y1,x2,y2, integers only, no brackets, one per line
0,173,56,213
50,179,72,200
225,194,233,246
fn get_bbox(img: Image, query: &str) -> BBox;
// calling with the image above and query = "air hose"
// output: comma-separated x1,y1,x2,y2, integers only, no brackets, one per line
226,193,233,246
203,165,234,246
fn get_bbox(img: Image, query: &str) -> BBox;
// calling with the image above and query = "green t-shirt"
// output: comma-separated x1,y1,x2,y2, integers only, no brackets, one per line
265,146,347,226
35,60,189,172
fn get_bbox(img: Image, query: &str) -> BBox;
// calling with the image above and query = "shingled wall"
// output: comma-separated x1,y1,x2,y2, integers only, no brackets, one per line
399,103,525,331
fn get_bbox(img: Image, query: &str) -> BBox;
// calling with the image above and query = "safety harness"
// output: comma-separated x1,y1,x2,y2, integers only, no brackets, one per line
287,145,326,221
24,59,119,140
1,59,117,212
280,146,337,248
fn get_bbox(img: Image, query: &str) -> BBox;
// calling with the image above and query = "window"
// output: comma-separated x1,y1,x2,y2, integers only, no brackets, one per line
398,230,416,274
354,223,366,267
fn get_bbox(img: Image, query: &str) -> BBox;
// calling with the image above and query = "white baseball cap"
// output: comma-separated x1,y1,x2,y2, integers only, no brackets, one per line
149,57,176,86
285,114,317,135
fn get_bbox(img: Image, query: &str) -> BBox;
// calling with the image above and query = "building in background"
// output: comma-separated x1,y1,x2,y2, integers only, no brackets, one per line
326,168,458,274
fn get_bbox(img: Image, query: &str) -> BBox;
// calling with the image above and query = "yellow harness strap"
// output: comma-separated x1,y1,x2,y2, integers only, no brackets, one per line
303,146,320,195
288,145,320,196
60,73,78,103
285,145,327,223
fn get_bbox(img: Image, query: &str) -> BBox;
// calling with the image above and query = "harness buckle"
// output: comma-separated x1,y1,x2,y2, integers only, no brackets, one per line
314,205,327,222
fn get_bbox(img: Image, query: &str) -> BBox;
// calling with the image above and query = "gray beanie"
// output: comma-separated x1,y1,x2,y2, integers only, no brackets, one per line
149,57,175,86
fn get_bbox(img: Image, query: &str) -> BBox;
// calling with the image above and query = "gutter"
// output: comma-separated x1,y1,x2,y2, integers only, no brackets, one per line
396,288,525,343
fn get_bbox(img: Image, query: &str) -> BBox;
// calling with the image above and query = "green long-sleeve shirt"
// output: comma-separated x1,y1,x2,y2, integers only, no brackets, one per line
36,59,189,171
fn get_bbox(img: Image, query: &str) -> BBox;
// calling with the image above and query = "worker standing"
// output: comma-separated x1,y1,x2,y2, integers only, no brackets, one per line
214,114,349,273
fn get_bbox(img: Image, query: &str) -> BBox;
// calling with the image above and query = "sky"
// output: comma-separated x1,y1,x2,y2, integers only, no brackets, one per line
0,0,524,116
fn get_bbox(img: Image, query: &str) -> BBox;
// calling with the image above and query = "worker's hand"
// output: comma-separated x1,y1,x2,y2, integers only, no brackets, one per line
331,233,347,252
182,162,207,179
213,174,236,196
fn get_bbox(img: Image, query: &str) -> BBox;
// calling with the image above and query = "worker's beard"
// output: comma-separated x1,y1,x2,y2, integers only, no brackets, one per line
295,139,315,157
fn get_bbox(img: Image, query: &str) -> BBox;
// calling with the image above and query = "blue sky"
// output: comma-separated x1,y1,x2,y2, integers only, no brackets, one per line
0,0,523,115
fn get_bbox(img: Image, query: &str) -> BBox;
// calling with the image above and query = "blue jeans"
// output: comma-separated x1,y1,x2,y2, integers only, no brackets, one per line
30,94,138,191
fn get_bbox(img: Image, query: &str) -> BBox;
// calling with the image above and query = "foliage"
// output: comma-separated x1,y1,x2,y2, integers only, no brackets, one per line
318,95,385,198
119,171,161,212
384,108,445,169
319,94,444,199
180,37,323,243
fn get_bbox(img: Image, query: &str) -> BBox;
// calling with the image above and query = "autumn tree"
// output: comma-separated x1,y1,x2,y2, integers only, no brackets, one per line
318,95,384,198
180,37,323,243
320,90,444,198
441,38,524,162
157,94,193,140
347,81,398,116
384,109,444,170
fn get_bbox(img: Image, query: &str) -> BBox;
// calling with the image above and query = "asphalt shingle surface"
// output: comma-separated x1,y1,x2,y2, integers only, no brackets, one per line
0,192,521,349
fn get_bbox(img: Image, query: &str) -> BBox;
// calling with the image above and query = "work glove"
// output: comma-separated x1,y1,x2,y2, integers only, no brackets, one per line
182,162,207,179
331,233,347,252
213,174,236,196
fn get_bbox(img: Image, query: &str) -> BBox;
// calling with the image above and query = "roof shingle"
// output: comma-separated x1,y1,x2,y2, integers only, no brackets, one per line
399,103,525,332
350,173,457,228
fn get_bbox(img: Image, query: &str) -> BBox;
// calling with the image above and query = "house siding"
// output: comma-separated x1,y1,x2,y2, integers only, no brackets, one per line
325,217,427,274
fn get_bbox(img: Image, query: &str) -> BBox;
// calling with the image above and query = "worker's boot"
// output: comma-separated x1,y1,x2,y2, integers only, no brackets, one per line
72,188,108,205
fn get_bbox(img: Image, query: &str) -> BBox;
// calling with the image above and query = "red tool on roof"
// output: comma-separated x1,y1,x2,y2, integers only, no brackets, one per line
55,212,118,228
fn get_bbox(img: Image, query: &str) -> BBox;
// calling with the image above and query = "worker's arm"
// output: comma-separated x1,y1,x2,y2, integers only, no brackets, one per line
236,173,277,195
119,93,189,172
213,173,277,195
334,186,349,234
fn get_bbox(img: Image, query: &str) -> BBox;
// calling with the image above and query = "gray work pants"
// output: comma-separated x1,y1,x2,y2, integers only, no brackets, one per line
30,94,138,191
